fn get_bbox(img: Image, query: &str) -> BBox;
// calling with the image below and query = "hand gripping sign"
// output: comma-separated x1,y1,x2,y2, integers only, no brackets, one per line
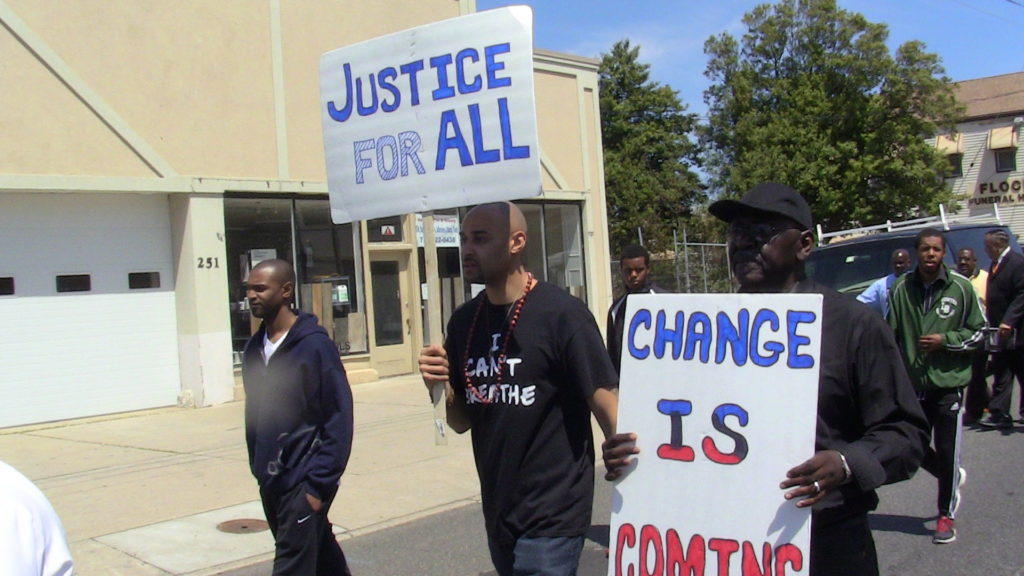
320,7,541,224
609,294,822,576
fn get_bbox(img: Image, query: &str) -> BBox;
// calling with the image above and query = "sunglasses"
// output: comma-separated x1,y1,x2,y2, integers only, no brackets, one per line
726,221,806,245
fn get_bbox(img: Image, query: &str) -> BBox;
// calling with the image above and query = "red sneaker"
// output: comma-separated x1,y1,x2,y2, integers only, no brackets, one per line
933,516,956,544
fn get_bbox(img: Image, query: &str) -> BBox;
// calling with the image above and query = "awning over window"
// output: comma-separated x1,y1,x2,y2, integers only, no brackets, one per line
988,126,1018,150
935,133,963,155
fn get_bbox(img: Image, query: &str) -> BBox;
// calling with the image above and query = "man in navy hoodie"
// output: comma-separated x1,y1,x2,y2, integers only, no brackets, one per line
242,259,354,575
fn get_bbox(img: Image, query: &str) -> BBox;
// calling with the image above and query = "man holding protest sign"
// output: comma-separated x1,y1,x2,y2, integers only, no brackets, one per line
604,183,928,575
419,201,619,576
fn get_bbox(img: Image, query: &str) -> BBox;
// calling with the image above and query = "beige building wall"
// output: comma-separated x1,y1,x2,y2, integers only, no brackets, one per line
937,72,1024,239
0,1,613,418
533,49,613,316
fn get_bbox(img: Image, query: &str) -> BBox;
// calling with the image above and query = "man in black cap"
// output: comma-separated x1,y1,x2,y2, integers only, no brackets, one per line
603,183,928,575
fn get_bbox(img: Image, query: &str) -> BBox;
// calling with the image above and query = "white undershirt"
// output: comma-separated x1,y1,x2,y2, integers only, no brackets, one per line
263,329,289,365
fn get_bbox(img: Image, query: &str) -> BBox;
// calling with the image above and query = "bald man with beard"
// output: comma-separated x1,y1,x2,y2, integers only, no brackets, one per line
419,202,619,576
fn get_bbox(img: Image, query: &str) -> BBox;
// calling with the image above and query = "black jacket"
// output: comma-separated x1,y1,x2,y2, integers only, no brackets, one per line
606,282,669,375
793,279,929,524
986,249,1024,348
243,311,354,499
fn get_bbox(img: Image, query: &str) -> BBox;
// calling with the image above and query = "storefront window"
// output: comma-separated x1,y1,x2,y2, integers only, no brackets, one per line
544,204,586,300
416,211,463,339
463,201,587,302
295,200,367,355
224,196,366,358
224,197,293,354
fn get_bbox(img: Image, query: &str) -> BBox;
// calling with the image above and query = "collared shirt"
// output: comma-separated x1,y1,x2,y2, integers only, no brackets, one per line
968,268,988,311
992,245,1012,275
857,273,898,317
918,266,950,314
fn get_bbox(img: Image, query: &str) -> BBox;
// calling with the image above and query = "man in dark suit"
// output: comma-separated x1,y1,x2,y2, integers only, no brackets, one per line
979,229,1024,429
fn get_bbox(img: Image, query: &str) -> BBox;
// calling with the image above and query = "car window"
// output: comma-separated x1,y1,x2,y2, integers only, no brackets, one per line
808,225,1022,294
807,238,916,294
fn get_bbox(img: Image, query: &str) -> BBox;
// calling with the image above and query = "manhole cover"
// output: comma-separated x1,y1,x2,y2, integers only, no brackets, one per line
217,518,269,534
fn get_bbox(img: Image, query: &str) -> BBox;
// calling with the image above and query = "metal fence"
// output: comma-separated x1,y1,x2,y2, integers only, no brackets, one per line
611,231,733,295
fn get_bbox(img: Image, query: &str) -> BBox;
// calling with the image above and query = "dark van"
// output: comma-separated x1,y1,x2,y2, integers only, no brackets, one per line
807,210,1022,295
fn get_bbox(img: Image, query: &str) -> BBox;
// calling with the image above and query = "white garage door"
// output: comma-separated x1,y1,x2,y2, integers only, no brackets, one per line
0,193,180,427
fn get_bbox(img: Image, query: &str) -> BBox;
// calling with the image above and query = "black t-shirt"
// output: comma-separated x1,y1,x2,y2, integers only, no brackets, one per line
445,281,617,543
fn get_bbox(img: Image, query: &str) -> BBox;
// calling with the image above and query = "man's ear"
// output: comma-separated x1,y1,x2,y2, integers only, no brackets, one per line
281,280,295,301
795,230,815,263
509,230,527,255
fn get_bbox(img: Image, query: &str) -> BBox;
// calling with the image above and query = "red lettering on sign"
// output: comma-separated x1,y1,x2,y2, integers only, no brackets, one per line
615,526,805,576
742,541,771,575
616,523,637,576
775,543,803,575
640,525,664,576
666,530,706,575
708,538,739,576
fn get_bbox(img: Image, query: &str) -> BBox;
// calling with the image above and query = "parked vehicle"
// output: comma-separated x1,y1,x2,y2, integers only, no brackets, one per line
807,206,1022,295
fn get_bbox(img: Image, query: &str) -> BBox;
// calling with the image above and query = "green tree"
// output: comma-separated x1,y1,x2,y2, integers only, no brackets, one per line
599,39,702,255
701,0,963,233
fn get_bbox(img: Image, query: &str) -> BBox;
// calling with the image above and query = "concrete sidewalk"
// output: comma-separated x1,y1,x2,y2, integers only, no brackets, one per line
0,374,479,575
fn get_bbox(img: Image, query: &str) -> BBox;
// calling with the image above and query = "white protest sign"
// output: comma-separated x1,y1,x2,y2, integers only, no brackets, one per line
609,293,822,576
415,213,460,247
319,7,541,224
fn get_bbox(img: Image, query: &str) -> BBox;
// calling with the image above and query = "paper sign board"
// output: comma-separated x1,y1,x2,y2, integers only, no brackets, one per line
415,213,460,247
609,293,822,576
320,7,541,224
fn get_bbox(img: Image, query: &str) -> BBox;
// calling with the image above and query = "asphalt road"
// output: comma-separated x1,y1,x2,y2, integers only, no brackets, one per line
223,423,1024,576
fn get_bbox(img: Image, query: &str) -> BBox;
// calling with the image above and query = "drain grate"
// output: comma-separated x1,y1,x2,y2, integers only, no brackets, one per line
217,518,269,534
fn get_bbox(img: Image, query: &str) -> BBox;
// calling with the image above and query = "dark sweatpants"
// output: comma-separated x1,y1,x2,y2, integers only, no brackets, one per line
988,348,1024,422
260,481,350,576
918,388,965,518
963,350,990,422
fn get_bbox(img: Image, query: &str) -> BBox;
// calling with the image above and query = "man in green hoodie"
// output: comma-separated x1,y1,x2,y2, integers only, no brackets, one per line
888,227,985,545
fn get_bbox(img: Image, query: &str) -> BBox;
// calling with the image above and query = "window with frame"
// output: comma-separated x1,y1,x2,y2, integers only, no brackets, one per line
995,148,1017,173
223,196,366,357
946,153,964,178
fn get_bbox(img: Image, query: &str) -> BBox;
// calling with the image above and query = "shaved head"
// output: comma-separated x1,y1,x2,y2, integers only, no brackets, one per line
464,202,528,239
460,202,530,293
246,259,296,320
251,259,295,286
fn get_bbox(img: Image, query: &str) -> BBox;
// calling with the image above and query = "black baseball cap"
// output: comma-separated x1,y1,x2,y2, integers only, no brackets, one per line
709,182,814,231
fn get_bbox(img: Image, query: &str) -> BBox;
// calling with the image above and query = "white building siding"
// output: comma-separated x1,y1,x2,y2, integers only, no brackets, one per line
936,118,1024,239
0,193,180,427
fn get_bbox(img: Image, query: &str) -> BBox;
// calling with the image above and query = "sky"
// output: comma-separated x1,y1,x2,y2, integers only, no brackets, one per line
475,0,1024,119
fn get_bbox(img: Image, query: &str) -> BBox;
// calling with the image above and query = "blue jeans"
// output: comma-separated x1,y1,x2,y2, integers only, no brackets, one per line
488,535,585,576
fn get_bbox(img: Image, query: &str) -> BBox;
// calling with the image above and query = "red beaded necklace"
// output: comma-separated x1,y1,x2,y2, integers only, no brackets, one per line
462,273,535,404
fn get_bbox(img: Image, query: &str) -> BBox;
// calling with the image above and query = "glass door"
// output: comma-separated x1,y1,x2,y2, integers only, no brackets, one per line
369,252,413,376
